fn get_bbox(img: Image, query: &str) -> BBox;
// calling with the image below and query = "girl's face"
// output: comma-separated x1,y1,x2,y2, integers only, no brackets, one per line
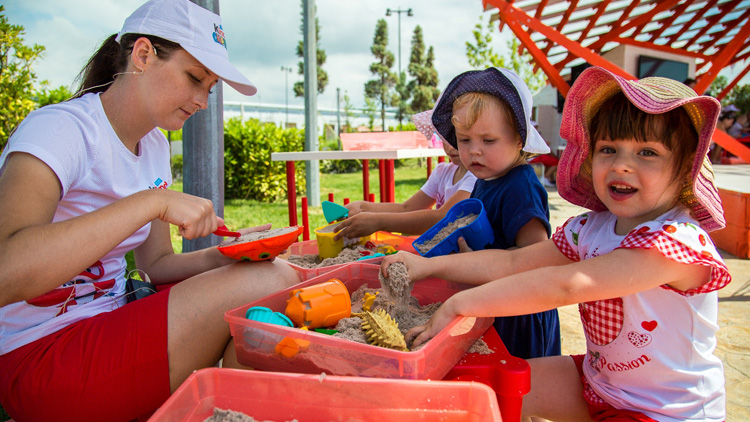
454,104,523,180
441,140,461,166
142,49,218,131
591,138,683,234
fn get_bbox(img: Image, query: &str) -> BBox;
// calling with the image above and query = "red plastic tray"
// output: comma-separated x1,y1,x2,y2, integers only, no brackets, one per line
149,368,502,421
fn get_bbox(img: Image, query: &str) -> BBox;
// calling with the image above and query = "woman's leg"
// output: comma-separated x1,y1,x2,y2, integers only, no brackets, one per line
165,259,300,391
522,356,592,422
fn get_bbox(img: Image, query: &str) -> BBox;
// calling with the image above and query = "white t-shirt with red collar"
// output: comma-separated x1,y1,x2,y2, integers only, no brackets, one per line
0,93,172,355
552,206,730,422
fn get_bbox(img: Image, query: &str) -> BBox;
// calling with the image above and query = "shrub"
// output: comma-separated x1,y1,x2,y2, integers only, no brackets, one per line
224,118,306,201
171,154,183,181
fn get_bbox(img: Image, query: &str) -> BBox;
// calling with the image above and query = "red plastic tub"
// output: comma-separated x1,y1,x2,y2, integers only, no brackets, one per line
149,368,502,421
225,263,493,380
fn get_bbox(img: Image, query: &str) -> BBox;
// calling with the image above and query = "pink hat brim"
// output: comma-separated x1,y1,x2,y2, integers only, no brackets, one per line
557,67,725,231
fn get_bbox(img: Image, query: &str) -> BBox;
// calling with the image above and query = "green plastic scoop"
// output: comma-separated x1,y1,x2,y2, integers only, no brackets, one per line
322,201,349,223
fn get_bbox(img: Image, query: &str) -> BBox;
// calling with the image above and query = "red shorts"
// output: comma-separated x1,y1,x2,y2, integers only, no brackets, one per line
571,354,657,422
0,288,172,422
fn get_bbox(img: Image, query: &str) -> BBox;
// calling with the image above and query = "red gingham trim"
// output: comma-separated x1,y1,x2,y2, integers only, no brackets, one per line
552,218,581,262
619,232,731,296
579,298,624,346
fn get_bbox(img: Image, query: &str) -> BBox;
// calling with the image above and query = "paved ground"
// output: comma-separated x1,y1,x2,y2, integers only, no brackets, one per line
545,186,750,421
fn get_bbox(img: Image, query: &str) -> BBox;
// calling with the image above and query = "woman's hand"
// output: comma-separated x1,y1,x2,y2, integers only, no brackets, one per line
406,297,460,348
151,189,219,239
380,251,431,283
332,213,379,240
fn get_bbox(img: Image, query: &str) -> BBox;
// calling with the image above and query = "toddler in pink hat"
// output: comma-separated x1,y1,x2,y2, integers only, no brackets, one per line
382,66,731,422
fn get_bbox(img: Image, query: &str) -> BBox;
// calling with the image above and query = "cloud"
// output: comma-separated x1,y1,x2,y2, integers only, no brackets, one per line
5,0,493,109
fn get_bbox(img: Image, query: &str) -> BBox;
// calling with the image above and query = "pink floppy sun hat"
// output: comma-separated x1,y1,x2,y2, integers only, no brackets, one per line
558,66,725,232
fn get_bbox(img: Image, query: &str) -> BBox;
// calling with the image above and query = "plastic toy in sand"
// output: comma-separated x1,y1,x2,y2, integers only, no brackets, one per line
352,309,408,351
314,223,370,259
413,198,494,257
284,278,352,329
218,226,302,261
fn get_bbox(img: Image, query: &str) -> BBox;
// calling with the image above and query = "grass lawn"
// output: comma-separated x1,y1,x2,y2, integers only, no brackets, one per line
124,159,431,270
167,159,429,253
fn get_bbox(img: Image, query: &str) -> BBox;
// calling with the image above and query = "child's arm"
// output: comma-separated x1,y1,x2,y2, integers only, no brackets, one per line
382,238,572,286
514,217,549,248
346,191,436,216
334,190,471,239
407,246,711,347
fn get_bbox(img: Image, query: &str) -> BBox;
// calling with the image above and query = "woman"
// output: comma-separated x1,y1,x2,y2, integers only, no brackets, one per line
0,1,300,421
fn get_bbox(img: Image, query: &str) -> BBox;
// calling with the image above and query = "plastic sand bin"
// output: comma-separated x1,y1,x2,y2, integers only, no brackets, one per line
225,263,493,380
148,368,502,421
413,198,494,257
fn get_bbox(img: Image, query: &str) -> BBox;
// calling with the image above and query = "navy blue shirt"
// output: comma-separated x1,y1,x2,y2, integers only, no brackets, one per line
471,164,560,359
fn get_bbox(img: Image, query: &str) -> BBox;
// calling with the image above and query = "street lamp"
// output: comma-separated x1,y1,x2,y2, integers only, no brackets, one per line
385,7,413,80
281,65,293,127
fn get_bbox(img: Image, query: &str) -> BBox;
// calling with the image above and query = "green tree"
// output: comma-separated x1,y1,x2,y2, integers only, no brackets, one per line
35,84,73,108
293,1,328,97
363,97,378,131
393,72,410,128
0,6,45,150
465,14,546,93
408,25,439,114
365,19,397,131
341,90,355,132
706,75,728,99
727,83,750,113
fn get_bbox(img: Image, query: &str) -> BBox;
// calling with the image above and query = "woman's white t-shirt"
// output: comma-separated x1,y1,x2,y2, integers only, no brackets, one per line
0,93,172,355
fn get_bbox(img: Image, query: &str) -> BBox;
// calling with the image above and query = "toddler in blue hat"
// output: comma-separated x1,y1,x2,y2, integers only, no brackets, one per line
418,67,560,359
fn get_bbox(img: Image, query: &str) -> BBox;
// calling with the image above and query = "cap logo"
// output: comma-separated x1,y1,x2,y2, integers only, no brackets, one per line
212,23,227,49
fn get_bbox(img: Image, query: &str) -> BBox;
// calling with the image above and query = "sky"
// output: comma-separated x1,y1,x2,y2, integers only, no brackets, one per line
5,0,505,111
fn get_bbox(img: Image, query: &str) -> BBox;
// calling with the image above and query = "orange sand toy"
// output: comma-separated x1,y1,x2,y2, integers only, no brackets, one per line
218,226,303,261
285,278,351,329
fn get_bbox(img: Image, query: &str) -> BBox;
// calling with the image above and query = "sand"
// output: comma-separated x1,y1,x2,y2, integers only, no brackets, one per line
414,214,477,253
286,245,375,269
219,226,299,247
204,408,298,422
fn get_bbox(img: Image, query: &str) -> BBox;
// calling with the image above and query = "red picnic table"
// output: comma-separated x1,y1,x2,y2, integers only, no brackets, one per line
270,147,446,227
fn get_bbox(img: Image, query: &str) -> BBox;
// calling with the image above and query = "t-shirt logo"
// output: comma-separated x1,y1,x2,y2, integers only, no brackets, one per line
213,24,227,49
150,178,168,189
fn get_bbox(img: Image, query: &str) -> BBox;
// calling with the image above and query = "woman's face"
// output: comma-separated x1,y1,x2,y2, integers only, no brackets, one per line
141,48,219,131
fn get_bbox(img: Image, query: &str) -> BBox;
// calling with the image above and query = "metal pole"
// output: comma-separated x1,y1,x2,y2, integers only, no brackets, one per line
281,65,292,128
336,87,341,135
303,0,320,207
183,0,223,252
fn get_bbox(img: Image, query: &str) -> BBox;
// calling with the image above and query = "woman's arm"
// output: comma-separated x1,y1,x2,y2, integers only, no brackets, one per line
407,246,710,347
0,153,219,306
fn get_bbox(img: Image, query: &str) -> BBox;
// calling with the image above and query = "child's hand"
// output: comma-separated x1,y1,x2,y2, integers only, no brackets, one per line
332,214,378,240
457,236,474,253
380,251,429,282
345,201,366,216
406,297,460,348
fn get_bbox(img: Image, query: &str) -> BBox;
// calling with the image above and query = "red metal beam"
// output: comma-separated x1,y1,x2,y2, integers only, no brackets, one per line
716,63,750,101
664,0,720,47
614,37,710,60
698,8,750,56
713,130,750,164
539,0,580,57
650,1,692,41
695,21,750,95
495,3,571,96
684,0,742,49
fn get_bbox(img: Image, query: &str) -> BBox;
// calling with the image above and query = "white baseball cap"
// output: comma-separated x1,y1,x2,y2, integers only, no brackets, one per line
116,0,257,96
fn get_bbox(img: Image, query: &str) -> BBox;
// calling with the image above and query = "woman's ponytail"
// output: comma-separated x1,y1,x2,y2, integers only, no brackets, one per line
72,34,127,99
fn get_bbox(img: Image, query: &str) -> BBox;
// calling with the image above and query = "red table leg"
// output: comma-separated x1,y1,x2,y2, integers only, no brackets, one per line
438,156,445,164
301,197,310,241
328,193,334,203
386,159,395,202
427,157,432,179
285,161,297,227
362,159,370,201
378,160,385,202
